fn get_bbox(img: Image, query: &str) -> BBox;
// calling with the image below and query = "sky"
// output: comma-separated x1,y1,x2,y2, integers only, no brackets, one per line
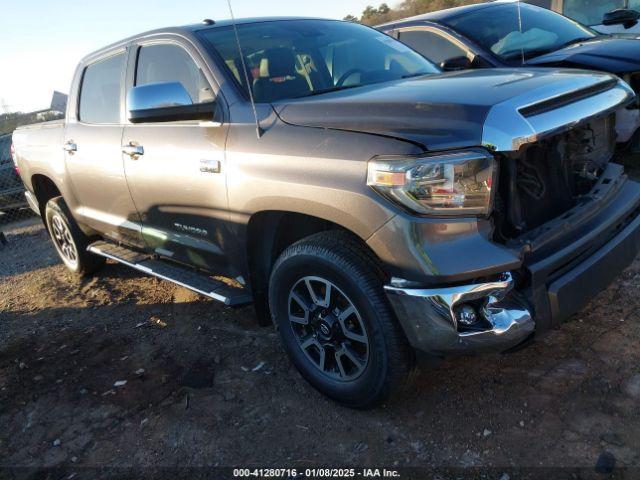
0,0,374,113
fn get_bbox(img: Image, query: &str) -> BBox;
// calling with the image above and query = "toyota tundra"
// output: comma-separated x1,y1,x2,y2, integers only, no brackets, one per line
11,18,640,407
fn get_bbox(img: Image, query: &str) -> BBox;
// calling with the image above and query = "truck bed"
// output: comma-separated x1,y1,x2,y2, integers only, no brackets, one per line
12,120,66,197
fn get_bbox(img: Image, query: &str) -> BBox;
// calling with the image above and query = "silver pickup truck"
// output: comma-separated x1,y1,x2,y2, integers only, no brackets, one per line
12,17,640,407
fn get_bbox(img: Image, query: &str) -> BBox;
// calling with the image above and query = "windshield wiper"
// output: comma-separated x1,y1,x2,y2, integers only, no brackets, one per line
295,73,433,99
501,48,552,61
401,71,433,79
557,36,595,49
502,36,596,61
297,84,364,98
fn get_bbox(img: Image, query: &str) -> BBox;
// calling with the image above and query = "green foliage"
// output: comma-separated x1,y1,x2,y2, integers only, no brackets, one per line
345,0,484,25
0,111,64,137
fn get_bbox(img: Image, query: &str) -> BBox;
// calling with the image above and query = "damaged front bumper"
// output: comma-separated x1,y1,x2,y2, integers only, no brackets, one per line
385,274,534,356
384,176,640,357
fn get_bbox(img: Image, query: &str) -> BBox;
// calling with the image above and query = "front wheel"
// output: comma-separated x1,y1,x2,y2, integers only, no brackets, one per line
45,197,105,276
269,231,414,408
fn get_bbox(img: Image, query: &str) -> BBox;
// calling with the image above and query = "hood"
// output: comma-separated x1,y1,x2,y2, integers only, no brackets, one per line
526,36,640,73
273,68,629,151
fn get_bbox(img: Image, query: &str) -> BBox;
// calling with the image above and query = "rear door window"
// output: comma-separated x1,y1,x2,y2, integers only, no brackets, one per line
79,53,125,124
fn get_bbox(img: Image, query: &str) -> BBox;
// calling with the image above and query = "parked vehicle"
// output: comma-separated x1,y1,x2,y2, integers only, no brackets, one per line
378,1,640,148
525,0,640,34
12,17,640,407
0,133,26,216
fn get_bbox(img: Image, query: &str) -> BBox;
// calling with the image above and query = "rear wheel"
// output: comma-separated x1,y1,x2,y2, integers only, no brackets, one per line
45,197,105,276
269,231,414,408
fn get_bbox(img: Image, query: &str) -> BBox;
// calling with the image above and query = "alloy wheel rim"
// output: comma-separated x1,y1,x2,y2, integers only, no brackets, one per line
51,214,78,268
288,276,369,381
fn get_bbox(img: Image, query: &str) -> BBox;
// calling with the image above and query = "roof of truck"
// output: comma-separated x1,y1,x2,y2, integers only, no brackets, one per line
181,16,329,30
80,16,336,64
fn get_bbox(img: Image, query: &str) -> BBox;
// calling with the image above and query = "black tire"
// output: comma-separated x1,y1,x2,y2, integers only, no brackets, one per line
44,197,105,276
269,231,414,408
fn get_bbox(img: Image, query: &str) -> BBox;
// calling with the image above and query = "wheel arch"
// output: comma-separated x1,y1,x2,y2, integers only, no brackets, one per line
31,174,62,231
245,210,385,326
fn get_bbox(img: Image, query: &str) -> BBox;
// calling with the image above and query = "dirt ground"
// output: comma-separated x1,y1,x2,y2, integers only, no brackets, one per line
1,215,639,479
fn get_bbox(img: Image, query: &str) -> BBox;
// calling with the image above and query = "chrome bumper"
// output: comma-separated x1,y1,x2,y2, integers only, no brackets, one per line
385,274,534,356
482,74,634,152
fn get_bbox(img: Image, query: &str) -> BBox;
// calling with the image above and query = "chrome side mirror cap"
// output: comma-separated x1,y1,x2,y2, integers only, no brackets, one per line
127,82,216,123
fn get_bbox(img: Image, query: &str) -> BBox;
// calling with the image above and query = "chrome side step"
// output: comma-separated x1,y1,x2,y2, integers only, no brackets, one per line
87,241,252,306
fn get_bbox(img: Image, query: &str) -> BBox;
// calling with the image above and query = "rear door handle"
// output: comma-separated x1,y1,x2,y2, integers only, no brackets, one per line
63,141,77,154
122,144,144,159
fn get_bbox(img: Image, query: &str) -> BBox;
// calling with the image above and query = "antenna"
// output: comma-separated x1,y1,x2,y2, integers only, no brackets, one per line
226,0,262,138
516,0,525,65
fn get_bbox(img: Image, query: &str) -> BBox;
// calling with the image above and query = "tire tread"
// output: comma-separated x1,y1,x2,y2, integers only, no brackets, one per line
45,197,105,277
270,230,414,408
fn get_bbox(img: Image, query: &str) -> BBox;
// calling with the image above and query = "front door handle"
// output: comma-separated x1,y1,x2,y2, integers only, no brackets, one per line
122,143,144,159
63,141,77,154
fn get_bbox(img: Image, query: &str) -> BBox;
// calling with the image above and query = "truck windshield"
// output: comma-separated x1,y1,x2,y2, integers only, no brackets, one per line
443,3,597,62
197,19,439,103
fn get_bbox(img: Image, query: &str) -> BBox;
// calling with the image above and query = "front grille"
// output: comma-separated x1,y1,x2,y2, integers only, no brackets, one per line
495,115,616,242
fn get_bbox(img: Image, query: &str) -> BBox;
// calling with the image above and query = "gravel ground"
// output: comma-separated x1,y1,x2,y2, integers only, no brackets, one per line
1,216,639,479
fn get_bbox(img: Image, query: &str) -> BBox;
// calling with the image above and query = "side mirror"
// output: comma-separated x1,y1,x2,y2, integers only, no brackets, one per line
602,8,640,28
440,56,473,72
127,82,216,123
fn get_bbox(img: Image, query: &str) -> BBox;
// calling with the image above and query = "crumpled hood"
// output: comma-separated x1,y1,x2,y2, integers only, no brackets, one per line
274,68,628,151
527,36,640,73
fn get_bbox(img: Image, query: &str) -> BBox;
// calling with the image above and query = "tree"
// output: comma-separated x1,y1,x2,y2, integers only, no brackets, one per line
0,111,64,136
361,5,379,23
344,0,484,26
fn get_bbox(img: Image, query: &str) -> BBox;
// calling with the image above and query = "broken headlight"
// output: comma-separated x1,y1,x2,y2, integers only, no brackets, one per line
367,149,496,216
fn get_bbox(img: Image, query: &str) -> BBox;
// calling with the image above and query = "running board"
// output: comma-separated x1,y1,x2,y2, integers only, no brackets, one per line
87,241,252,306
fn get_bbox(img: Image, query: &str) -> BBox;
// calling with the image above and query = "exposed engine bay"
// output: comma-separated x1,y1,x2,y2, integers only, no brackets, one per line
494,114,616,242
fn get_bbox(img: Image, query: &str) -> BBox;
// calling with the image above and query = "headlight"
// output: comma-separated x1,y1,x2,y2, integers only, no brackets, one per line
367,149,496,216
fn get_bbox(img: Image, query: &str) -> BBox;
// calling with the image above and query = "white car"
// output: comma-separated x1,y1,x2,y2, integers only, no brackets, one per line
526,0,640,34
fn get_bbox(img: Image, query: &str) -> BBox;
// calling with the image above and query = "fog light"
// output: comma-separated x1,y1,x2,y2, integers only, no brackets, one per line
456,304,479,326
